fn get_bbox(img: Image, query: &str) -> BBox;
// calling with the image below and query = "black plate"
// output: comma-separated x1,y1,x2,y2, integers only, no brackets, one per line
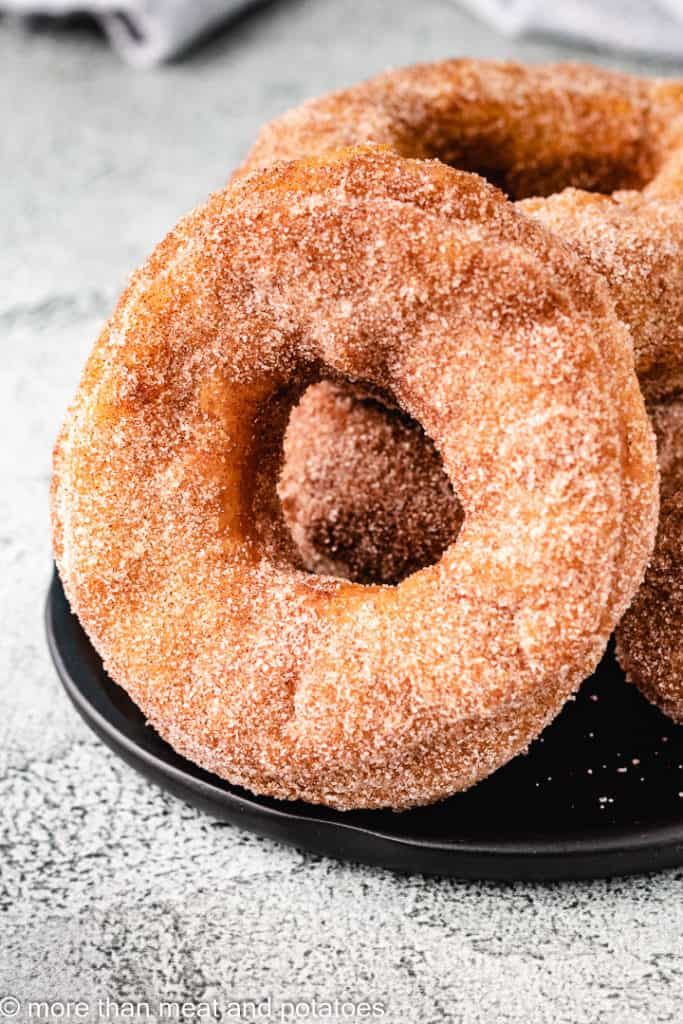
46,570,683,880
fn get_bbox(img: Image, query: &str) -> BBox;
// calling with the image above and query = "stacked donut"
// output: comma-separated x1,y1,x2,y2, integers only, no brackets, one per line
52,61,683,811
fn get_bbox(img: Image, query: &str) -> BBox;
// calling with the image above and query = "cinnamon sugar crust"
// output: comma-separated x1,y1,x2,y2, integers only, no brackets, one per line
52,149,658,809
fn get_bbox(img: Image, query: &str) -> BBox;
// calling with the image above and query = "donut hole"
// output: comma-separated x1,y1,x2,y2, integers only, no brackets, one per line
421,140,654,200
277,381,463,586
436,146,651,199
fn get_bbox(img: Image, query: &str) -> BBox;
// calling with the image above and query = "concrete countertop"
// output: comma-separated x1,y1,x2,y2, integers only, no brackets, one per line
2,2,683,1021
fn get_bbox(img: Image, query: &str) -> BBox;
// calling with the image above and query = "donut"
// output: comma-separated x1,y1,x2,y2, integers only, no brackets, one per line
279,381,463,584
616,490,683,724
518,191,683,402
242,59,683,400
243,61,683,199
616,398,683,722
52,148,658,810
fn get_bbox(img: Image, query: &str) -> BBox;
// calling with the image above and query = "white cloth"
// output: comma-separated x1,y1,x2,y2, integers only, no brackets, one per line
457,0,683,58
3,0,260,66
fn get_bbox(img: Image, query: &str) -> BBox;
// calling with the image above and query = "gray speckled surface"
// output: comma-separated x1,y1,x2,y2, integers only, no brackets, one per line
3,3,683,1021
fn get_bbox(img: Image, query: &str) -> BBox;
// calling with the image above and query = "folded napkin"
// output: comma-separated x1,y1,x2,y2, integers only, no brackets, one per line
457,0,683,58
4,0,262,66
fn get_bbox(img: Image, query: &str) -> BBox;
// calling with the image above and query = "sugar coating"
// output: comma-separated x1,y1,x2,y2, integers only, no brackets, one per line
51,148,658,810
617,398,683,722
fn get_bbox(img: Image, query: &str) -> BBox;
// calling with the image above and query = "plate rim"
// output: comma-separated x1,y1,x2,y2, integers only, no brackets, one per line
45,569,683,879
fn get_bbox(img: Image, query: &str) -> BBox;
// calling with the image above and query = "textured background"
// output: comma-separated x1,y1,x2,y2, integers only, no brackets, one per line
2,2,683,1021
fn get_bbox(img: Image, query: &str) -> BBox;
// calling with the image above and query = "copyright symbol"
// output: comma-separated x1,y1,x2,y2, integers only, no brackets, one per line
0,997,20,1017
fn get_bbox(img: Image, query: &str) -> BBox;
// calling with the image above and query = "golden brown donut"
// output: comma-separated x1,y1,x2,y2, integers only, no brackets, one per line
243,61,681,199
52,148,657,810
279,381,463,584
518,191,683,402
616,398,683,721
616,491,683,724
242,59,683,401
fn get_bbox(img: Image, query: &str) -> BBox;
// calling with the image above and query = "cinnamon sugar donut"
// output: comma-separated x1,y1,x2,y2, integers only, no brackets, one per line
52,148,658,810
243,61,682,199
242,59,683,400
616,398,683,722
519,191,683,402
